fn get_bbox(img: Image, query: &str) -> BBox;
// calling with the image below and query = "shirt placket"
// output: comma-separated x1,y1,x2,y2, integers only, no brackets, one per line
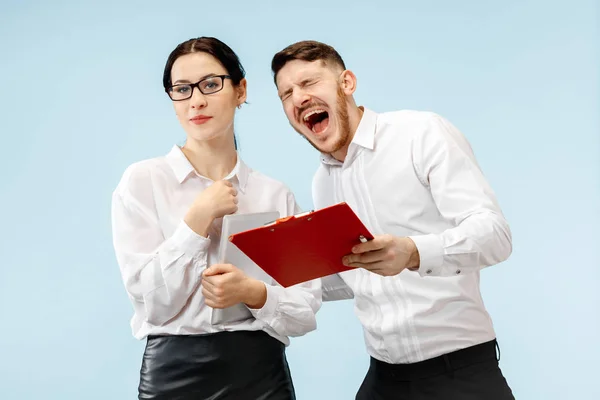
341,154,393,361
351,152,416,363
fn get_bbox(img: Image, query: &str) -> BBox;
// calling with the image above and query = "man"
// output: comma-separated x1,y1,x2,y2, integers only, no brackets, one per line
271,40,515,400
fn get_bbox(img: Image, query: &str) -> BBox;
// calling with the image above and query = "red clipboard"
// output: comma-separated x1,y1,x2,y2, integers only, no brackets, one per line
228,202,374,287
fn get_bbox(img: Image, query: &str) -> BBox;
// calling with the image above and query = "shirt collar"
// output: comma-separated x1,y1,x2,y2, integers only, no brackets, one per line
351,106,377,150
320,106,377,166
165,145,249,192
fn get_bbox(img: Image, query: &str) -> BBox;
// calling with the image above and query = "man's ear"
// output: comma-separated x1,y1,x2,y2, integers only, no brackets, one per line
339,70,357,95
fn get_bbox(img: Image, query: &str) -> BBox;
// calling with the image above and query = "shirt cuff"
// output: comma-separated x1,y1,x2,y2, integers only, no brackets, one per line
171,220,211,258
408,234,444,277
248,284,281,322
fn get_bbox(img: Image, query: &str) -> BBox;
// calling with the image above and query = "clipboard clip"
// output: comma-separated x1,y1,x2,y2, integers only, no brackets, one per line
263,210,314,227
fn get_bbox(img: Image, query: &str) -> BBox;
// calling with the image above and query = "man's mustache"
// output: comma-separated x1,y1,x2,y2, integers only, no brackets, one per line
297,101,328,121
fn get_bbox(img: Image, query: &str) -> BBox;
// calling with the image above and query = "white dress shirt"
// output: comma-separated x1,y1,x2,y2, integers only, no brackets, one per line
111,145,322,345
314,108,512,364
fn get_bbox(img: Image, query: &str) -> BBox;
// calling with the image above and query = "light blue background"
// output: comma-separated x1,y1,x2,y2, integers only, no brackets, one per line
1,0,598,399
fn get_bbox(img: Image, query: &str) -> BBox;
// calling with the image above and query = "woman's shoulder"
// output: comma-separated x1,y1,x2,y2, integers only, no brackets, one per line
114,154,171,198
245,167,299,216
246,167,293,195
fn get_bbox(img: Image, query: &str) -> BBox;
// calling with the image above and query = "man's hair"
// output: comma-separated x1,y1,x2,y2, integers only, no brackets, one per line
271,40,346,84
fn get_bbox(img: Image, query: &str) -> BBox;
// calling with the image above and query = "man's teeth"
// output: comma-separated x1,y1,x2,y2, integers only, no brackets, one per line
303,109,326,122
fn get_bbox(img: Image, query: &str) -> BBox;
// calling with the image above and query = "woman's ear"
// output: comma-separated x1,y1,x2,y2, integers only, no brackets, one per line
236,78,248,106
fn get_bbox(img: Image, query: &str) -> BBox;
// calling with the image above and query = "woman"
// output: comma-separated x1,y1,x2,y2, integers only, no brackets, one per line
111,37,322,400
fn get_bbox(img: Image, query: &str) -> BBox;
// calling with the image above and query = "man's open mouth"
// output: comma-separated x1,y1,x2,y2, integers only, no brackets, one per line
302,109,330,134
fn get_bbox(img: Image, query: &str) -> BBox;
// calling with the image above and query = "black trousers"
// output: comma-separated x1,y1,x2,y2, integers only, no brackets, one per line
356,340,515,400
138,330,296,400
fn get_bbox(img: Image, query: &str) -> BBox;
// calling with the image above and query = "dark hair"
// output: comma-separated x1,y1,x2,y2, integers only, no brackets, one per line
163,37,246,149
163,37,246,89
271,40,346,85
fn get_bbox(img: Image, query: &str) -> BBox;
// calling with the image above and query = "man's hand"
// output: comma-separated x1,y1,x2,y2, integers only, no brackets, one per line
201,264,267,309
342,235,420,277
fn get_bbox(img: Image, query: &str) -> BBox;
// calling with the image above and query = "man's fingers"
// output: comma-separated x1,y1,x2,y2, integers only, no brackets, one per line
360,261,381,271
343,249,388,266
346,261,385,272
352,236,388,254
345,261,367,269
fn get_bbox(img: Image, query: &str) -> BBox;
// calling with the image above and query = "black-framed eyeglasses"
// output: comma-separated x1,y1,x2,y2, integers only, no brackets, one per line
166,75,231,101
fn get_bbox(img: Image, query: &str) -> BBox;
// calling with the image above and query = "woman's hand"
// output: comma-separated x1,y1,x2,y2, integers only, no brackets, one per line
184,180,238,237
201,264,267,309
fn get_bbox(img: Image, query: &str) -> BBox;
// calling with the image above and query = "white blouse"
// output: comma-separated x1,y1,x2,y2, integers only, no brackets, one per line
111,145,322,345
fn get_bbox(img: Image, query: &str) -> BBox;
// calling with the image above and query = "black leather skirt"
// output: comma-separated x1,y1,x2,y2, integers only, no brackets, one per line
138,330,296,400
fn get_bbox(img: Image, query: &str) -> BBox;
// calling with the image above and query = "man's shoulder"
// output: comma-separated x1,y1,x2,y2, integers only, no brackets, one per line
374,109,451,144
312,163,328,180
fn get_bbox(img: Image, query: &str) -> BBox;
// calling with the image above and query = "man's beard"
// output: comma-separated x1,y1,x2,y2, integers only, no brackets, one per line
293,85,351,156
